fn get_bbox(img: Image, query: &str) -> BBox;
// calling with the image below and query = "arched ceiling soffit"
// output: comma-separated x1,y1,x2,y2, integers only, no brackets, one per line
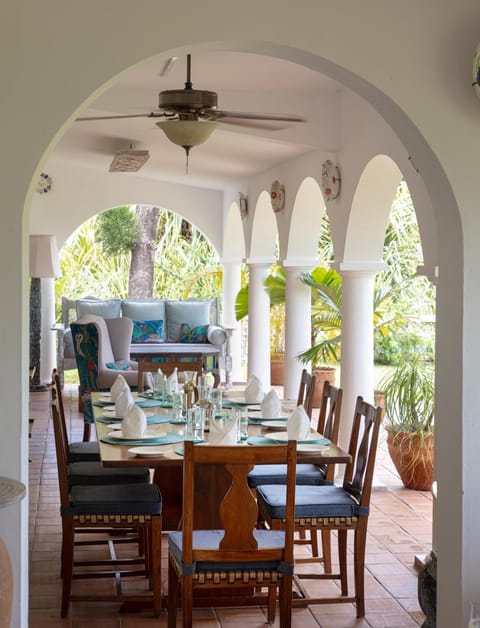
284,176,326,264
249,190,278,260
342,154,402,264
223,201,245,261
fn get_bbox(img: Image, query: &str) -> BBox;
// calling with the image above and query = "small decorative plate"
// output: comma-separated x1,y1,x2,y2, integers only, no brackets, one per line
36,172,53,194
321,160,341,201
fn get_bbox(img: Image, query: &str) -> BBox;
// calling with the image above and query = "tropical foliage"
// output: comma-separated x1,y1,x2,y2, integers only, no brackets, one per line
55,207,222,320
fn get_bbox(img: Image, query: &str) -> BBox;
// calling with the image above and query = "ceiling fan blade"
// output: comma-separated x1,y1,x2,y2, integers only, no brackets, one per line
76,112,164,122
213,110,306,123
217,117,296,131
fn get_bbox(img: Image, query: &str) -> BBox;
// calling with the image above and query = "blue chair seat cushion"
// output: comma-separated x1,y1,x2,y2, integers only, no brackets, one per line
63,483,162,516
247,463,330,488
257,484,369,519
168,529,292,574
68,461,150,486
68,441,101,463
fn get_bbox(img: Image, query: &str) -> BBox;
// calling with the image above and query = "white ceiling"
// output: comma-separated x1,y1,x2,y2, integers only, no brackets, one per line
53,51,345,190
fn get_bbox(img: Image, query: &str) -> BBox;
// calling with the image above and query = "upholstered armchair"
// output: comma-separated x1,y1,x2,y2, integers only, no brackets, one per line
70,314,138,441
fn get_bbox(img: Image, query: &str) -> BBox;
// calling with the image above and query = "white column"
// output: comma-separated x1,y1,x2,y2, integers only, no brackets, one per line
283,263,313,400
338,266,381,450
40,278,56,385
246,260,273,389
221,260,242,384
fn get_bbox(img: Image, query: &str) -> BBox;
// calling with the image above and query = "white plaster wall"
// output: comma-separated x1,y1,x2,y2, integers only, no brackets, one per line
30,160,224,251
2,2,479,625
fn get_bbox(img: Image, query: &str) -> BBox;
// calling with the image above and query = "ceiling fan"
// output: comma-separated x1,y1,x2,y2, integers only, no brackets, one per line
77,54,306,171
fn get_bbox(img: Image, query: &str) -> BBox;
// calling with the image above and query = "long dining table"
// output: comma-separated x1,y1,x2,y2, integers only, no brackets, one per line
92,390,352,531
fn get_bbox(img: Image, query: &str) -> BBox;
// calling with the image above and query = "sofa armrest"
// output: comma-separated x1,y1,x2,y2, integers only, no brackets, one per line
207,324,227,346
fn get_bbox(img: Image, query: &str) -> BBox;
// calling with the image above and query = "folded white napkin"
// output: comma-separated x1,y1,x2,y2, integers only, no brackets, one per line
110,374,129,402
209,417,238,445
115,387,135,418
121,403,147,439
245,375,264,403
261,389,282,417
287,405,311,441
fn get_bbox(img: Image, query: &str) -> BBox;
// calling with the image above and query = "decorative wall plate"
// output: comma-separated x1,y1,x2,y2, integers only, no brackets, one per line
36,172,52,194
270,180,285,212
321,160,341,201
473,41,480,100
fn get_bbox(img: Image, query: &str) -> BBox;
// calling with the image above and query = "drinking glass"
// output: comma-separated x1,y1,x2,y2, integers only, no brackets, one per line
210,388,223,417
237,406,249,441
183,371,198,387
171,391,187,423
152,373,166,400
186,406,205,442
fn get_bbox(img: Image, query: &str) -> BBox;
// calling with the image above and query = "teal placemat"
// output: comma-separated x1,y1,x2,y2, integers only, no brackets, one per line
93,399,113,407
101,434,183,447
247,435,330,446
97,414,172,425
135,399,166,408
222,400,261,409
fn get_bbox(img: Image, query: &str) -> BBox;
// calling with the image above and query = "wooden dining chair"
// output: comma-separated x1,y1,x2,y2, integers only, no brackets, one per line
50,382,163,617
51,370,151,486
296,368,317,418
256,396,383,618
167,440,297,628
136,356,204,391
50,369,101,462
248,377,343,572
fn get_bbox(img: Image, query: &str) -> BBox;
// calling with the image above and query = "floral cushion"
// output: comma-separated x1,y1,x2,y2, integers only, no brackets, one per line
105,359,133,371
132,319,163,344
178,323,209,343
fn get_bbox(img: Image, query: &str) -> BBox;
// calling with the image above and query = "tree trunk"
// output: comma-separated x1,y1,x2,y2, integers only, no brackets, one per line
128,205,160,298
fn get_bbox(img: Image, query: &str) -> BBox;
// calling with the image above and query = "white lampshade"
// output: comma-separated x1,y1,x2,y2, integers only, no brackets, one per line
156,120,217,148
29,235,61,278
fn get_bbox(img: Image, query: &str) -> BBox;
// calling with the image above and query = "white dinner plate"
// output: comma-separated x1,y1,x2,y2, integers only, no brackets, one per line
107,430,166,440
267,431,318,443
101,393,112,399
222,392,261,405
297,443,330,453
103,409,154,419
260,420,289,429
106,423,122,430
128,446,173,457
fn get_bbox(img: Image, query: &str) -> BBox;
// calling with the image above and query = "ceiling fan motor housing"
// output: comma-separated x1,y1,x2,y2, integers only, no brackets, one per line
159,89,218,116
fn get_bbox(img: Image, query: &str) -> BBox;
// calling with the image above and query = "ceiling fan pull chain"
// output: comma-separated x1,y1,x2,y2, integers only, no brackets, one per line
185,54,192,90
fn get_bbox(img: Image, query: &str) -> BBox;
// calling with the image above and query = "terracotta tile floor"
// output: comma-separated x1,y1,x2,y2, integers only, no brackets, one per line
28,385,431,627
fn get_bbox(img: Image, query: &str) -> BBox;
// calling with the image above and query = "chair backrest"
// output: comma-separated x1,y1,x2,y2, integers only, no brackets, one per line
70,321,101,392
314,380,343,480
105,317,134,361
181,441,297,568
50,370,72,509
296,369,317,418
342,396,383,509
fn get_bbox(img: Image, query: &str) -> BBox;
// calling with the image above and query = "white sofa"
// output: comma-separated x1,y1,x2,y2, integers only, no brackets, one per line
55,296,229,385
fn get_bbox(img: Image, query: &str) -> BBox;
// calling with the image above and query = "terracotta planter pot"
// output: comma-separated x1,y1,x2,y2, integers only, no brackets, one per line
270,356,284,386
386,428,434,491
312,367,337,407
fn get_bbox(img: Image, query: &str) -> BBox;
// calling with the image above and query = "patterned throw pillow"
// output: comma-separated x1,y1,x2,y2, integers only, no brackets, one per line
132,319,163,344
105,359,133,371
178,323,209,343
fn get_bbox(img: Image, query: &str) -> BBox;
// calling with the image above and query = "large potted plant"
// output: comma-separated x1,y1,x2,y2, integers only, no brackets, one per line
379,354,434,490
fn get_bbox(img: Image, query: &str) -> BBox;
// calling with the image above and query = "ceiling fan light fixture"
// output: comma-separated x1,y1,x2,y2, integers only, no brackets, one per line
156,119,217,149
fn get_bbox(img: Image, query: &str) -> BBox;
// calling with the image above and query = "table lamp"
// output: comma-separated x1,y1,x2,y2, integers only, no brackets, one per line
29,235,61,391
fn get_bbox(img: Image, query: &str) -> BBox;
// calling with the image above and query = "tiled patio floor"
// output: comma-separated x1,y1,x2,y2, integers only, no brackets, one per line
28,385,431,627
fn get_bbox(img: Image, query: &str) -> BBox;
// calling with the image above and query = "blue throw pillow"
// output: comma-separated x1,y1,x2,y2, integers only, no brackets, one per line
105,359,133,371
178,323,209,343
132,319,163,344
